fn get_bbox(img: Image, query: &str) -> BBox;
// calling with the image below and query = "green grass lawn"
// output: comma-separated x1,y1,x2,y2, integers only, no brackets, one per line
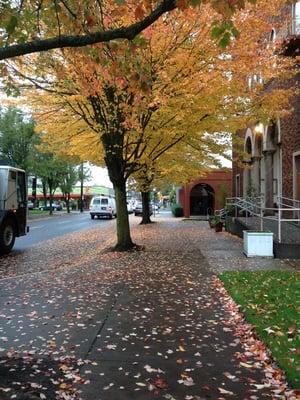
28,209,51,215
219,271,300,389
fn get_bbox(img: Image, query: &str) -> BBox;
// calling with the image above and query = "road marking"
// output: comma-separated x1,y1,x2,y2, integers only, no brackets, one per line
29,225,45,230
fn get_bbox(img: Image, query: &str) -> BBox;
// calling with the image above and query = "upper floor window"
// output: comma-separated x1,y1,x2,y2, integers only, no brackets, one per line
292,2,300,35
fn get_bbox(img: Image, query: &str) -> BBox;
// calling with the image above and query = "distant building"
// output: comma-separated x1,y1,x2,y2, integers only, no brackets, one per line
178,170,232,218
28,185,114,209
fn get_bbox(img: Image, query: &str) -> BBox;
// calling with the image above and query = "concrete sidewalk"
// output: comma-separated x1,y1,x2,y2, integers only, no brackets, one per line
0,216,298,399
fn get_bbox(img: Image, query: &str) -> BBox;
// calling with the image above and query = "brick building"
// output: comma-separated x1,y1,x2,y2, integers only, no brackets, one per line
178,170,232,218
232,2,300,207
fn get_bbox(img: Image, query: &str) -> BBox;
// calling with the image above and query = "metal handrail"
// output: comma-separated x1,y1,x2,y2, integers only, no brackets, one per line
278,196,300,207
226,196,300,243
278,196,300,226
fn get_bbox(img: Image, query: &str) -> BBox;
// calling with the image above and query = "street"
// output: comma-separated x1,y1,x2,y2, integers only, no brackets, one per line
15,211,115,250
16,210,170,251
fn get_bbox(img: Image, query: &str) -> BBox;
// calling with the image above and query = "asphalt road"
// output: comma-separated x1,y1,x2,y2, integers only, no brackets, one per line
14,211,113,250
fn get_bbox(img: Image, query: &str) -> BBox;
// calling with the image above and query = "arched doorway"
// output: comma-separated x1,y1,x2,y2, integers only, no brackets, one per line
190,184,215,216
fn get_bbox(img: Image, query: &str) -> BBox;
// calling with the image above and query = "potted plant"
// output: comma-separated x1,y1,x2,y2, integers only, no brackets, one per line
208,215,223,231
208,215,216,228
214,216,223,232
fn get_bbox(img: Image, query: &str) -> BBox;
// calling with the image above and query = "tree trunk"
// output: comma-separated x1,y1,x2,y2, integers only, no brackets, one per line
66,194,70,213
101,128,136,251
114,181,135,251
141,191,152,224
42,181,47,207
49,181,53,216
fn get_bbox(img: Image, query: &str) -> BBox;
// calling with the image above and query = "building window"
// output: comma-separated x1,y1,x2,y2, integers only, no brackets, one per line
270,28,276,42
292,2,300,35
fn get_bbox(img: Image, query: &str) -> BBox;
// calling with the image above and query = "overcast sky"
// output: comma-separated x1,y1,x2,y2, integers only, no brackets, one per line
86,165,113,188
86,156,232,190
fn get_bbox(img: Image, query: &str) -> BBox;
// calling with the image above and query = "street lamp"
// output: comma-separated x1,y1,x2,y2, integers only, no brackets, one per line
254,123,264,135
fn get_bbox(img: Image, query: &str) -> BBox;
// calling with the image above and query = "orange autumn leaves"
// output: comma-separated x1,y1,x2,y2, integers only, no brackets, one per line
10,0,295,188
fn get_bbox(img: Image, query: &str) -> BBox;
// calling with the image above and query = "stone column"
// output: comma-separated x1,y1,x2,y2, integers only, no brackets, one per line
242,160,252,197
263,150,275,212
252,156,261,195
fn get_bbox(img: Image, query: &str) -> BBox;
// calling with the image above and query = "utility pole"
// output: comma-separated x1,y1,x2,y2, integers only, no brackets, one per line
32,176,37,206
80,163,84,213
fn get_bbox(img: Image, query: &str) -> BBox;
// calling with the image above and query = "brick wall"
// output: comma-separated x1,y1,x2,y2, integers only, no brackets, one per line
179,170,232,218
280,74,300,198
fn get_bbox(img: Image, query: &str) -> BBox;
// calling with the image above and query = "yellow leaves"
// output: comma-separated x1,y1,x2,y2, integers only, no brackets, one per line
8,0,294,193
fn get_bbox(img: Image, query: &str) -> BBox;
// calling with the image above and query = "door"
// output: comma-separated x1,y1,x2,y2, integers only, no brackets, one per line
297,172,300,200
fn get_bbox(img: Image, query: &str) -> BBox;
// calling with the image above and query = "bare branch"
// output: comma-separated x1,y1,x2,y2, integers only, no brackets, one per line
60,0,77,19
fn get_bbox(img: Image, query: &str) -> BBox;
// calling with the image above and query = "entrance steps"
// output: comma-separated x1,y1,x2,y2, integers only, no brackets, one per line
184,215,209,221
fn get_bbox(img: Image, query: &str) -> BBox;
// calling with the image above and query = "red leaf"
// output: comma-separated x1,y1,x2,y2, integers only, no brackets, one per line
135,4,145,20
153,377,168,390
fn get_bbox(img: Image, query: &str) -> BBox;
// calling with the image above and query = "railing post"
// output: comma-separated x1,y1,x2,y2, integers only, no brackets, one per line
260,206,263,232
278,208,282,244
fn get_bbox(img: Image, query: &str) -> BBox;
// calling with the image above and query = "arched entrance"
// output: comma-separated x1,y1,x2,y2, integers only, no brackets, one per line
190,184,215,216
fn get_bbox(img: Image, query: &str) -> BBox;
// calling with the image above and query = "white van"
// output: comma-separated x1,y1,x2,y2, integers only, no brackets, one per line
90,196,116,219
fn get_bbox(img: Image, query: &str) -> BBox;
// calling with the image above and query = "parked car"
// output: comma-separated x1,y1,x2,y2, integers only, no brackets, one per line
151,202,160,212
127,200,136,214
39,202,62,211
90,196,116,219
27,201,34,210
134,202,153,216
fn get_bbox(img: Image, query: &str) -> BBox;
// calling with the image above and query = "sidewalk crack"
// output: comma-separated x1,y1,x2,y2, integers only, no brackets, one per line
83,285,124,359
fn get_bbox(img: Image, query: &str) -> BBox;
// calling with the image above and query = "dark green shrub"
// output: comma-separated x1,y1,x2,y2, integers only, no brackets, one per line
224,204,235,216
171,203,184,217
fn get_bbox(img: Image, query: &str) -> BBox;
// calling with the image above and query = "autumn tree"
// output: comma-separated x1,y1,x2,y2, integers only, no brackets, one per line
31,150,66,214
8,0,294,249
132,128,231,224
0,0,257,61
0,106,36,171
59,162,80,213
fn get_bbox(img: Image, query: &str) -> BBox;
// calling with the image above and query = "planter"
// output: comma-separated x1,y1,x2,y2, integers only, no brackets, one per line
208,218,216,228
215,222,223,232
243,231,274,257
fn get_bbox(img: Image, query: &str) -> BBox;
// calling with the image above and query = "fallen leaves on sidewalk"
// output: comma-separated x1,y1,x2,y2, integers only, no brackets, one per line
0,217,298,399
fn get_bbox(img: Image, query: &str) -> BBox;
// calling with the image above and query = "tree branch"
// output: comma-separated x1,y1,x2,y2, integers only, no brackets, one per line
0,0,177,60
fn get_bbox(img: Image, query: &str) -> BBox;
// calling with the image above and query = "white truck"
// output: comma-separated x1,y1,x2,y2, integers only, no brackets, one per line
90,196,116,219
0,165,29,254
